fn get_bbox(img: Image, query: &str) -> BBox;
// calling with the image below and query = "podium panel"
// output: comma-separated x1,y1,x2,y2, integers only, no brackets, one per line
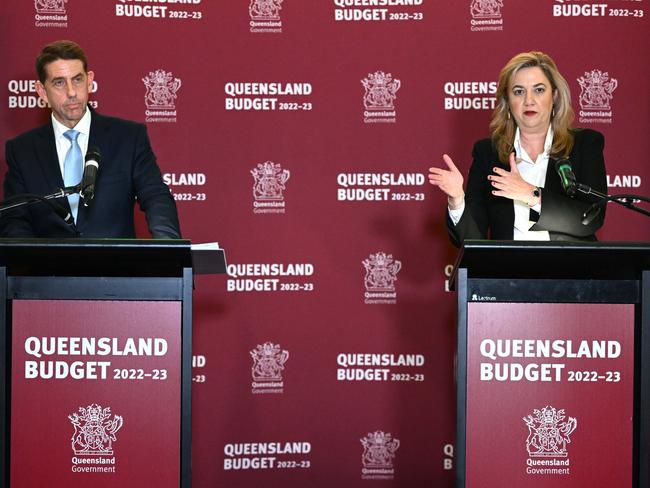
466,302,633,487
452,241,650,488
10,300,181,487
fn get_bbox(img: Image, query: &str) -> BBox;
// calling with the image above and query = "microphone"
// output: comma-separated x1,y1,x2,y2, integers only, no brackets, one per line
555,158,577,197
50,202,74,225
80,146,101,205
554,159,608,201
0,194,74,225
581,202,602,226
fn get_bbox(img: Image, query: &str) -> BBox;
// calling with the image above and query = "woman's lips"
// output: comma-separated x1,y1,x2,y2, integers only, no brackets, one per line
524,110,537,116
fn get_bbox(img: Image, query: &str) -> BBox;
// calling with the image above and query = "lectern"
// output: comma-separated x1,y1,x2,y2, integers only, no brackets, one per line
452,241,650,488
0,239,225,488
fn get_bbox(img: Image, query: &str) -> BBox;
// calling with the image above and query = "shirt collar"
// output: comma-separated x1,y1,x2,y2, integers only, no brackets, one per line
514,125,554,164
51,107,91,140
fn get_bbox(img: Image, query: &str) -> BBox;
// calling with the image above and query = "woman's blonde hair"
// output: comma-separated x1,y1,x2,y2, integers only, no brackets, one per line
489,51,574,163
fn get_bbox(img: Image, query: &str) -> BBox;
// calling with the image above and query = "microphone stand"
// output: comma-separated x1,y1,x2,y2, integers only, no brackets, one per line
589,193,650,217
0,185,80,224
577,183,650,225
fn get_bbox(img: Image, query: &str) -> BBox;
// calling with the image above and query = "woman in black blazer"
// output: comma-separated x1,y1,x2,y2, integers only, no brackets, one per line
428,52,606,246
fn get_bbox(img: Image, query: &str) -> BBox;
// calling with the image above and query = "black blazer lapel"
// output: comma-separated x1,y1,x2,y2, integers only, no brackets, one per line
491,146,516,239
544,156,562,195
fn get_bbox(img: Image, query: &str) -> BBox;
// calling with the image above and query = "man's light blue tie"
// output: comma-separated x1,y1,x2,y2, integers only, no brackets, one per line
63,129,83,222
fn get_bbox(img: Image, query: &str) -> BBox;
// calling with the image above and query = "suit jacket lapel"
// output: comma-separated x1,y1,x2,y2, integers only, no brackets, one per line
77,110,108,228
36,122,65,192
87,109,109,150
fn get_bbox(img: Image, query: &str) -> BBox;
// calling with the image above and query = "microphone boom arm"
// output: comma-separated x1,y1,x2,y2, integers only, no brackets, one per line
578,183,650,225
0,185,80,224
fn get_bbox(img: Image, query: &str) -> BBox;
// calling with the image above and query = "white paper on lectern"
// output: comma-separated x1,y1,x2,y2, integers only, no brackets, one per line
191,242,220,250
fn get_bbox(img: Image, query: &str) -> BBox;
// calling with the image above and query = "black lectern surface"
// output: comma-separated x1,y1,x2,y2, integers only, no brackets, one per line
0,238,193,276
451,240,650,285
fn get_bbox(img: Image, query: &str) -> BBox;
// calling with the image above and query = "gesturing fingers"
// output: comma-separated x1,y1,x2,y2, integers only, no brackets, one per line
428,155,464,200
442,154,459,173
428,167,447,177
486,156,536,202
508,152,519,173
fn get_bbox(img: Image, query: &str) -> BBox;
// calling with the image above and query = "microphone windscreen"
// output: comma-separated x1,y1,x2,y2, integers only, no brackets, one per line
85,146,102,164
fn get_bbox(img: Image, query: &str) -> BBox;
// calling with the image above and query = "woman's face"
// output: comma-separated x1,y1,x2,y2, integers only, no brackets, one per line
507,66,556,135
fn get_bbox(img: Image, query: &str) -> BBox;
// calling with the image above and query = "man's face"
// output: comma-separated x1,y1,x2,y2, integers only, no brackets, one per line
36,59,94,129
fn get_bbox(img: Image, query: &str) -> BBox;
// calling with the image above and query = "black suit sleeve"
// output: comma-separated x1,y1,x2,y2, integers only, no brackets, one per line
534,129,606,237
2,140,36,237
132,125,181,239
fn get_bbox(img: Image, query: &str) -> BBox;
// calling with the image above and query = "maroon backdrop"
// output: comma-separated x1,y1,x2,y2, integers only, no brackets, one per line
1,1,649,486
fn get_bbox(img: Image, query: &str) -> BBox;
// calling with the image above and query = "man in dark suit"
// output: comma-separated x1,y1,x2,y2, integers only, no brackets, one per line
2,40,181,238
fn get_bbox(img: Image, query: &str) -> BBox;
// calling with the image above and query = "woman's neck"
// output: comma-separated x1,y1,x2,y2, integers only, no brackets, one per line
519,126,549,161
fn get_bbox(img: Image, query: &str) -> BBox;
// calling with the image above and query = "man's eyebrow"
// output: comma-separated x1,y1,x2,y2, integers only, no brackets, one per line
48,72,84,83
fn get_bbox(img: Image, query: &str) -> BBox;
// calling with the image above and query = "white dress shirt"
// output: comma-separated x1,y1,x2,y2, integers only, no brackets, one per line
448,126,553,240
51,108,91,180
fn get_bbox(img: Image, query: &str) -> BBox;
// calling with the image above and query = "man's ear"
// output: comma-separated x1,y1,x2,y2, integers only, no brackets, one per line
86,70,95,92
35,81,48,104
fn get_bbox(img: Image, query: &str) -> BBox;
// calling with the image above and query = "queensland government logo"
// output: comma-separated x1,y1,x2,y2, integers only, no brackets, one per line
251,161,290,214
523,406,576,476
361,71,400,124
35,0,65,13
251,342,289,394
143,69,181,123
69,404,123,455
34,0,68,27
577,69,617,124
249,0,283,33
363,252,401,304
361,431,400,480
470,0,504,31
69,404,123,474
